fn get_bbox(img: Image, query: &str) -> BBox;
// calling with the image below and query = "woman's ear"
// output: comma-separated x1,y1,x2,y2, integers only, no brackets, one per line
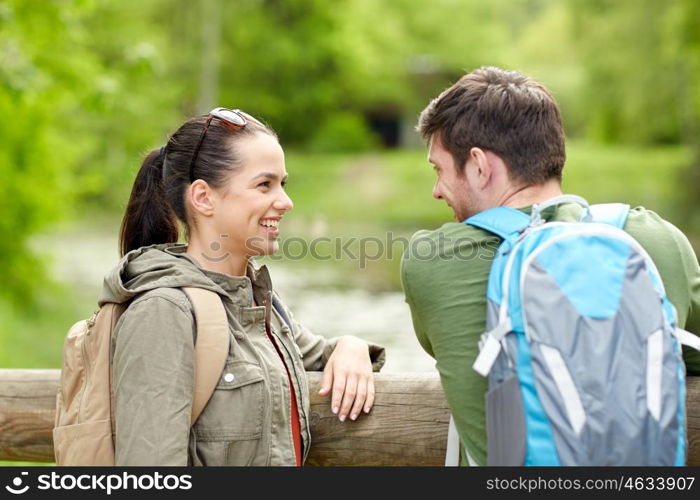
187,180,216,217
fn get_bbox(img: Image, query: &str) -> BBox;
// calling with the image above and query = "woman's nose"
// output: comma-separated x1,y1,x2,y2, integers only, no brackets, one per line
275,190,294,211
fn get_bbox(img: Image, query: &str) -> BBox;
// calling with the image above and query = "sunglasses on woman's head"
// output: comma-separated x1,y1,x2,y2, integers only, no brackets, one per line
188,107,260,183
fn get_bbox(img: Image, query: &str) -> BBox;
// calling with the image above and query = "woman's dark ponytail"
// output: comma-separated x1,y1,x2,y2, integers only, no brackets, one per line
119,148,179,256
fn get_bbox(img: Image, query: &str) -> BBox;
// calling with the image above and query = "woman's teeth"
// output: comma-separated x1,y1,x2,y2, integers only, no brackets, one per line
260,220,279,228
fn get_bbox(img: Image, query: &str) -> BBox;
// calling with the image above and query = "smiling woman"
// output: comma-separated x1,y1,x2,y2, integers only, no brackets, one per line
186,132,293,274
61,108,386,466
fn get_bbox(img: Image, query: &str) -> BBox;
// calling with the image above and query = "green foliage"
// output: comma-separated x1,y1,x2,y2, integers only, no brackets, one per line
0,1,87,303
216,0,361,144
0,0,190,303
567,0,692,145
212,0,510,144
308,112,380,153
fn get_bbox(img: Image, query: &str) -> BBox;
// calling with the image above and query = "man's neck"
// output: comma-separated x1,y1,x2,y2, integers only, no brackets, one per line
497,179,563,209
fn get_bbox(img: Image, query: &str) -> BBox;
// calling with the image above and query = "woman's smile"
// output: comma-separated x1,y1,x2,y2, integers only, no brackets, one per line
259,217,281,237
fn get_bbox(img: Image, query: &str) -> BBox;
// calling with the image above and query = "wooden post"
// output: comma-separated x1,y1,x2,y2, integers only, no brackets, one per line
1,369,698,466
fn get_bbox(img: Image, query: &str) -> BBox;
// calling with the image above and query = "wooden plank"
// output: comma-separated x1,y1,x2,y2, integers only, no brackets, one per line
0,369,58,463
0,369,698,465
305,372,450,466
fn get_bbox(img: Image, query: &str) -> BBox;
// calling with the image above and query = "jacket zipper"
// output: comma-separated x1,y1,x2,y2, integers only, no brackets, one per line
267,320,311,461
263,292,310,464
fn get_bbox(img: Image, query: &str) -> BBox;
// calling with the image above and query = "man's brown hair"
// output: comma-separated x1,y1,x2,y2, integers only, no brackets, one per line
417,66,566,185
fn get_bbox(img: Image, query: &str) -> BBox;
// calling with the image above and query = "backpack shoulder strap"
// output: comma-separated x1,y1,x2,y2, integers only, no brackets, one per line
445,414,460,466
589,203,630,229
182,287,229,425
464,206,531,244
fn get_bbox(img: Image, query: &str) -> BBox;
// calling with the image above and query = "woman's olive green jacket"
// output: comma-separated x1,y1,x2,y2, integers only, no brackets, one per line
100,244,385,465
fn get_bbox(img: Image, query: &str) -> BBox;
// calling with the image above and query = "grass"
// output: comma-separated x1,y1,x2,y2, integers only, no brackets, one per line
562,141,691,221
285,140,693,232
0,288,88,369
284,148,452,228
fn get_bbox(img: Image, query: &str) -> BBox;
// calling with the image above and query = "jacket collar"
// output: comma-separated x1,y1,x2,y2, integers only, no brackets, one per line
166,245,275,320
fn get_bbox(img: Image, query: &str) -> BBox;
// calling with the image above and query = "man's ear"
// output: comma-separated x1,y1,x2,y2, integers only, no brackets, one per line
187,179,216,217
469,147,492,189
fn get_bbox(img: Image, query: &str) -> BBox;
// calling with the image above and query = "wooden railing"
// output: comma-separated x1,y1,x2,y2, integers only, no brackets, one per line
1,369,698,466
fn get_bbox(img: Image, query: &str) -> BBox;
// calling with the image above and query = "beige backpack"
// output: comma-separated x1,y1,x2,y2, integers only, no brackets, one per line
53,287,229,465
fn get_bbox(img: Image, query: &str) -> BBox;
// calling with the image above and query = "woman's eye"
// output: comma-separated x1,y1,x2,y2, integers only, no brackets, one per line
281,181,287,188
258,181,271,188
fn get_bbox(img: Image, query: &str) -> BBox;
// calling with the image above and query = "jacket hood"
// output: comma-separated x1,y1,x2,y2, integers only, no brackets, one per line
98,244,228,306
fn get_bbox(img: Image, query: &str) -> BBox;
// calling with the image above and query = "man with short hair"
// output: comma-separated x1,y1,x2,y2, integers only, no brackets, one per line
401,66,700,465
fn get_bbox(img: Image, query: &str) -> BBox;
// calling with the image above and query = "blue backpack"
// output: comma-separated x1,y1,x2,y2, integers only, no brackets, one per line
463,195,700,466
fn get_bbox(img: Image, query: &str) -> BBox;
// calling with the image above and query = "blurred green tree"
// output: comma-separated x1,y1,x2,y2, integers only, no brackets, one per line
569,0,700,228
0,0,95,303
0,0,185,303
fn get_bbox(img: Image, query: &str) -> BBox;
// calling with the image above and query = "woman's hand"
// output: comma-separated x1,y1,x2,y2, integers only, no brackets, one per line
318,335,375,422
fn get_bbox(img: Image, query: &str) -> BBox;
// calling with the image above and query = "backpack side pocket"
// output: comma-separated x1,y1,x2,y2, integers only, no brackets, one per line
486,375,525,465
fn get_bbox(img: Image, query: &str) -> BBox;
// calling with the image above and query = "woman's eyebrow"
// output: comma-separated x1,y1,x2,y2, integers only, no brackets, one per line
252,172,289,182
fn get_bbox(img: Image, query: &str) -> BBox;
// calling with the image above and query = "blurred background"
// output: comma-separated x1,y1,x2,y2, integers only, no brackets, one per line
1,0,699,375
